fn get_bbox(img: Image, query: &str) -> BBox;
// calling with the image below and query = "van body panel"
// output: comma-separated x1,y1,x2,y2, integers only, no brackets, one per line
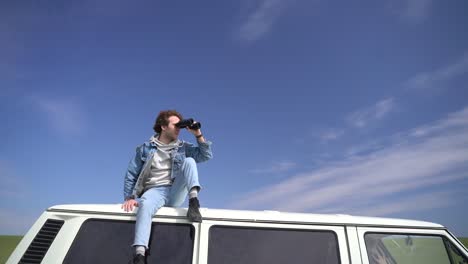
346,226,363,264
47,204,443,229
7,204,467,264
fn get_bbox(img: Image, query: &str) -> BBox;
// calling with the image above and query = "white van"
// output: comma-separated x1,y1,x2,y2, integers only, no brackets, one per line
7,204,468,264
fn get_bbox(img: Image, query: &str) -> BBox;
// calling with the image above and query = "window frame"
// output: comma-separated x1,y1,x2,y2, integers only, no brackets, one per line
357,227,468,264
198,220,349,264
59,215,199,264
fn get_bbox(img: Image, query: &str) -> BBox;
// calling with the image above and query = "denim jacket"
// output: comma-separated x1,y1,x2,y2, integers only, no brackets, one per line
123,136,213,200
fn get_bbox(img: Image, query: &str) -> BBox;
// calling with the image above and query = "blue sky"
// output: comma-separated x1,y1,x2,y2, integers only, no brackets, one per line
1,0,467,236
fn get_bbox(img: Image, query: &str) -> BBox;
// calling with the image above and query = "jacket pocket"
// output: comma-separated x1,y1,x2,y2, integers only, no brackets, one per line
172,151,186,171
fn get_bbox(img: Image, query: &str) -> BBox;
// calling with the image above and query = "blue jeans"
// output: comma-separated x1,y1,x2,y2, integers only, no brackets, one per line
133,157,200,248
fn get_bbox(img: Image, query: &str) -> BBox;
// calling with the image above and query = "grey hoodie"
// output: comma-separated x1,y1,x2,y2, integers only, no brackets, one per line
143,136,179,191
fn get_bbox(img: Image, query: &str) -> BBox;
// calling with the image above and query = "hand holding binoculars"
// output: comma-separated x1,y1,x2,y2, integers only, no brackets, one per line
175,118,201,130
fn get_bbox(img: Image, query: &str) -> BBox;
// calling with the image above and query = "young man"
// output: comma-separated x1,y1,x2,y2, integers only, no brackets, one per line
122,110,213,264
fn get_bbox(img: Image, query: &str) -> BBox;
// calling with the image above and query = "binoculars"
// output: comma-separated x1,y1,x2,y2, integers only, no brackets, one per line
176,118,201,130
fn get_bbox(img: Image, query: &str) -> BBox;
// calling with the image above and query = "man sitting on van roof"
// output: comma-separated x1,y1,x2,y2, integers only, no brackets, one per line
121,109,213,264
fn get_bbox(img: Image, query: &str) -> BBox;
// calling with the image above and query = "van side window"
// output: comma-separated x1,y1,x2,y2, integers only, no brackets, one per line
64,219,194,264
445,238,468,264
208,226,340,264
364,233,467,264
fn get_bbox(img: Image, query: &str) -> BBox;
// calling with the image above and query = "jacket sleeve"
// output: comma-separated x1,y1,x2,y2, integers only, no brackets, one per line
123,145,145,200
184,140,213,163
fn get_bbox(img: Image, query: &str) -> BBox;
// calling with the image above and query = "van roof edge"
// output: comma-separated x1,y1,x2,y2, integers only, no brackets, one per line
47,204,444,229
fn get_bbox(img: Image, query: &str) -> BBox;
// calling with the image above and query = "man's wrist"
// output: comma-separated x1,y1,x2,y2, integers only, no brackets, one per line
195,134,203,139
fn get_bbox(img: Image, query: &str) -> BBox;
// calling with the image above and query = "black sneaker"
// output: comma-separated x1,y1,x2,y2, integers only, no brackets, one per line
129,254,146,264
187,197,202,222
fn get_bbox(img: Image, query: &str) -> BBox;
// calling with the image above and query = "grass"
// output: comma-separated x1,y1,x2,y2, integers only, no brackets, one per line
460,238,468,247
0,236,23,263
0,235,467,262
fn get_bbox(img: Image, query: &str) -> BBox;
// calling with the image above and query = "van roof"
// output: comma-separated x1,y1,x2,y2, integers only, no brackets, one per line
48,204,444,229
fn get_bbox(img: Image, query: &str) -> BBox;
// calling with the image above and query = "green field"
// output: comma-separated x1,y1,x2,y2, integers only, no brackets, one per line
460,238,468,247
1,235,467,262
0,236,23,263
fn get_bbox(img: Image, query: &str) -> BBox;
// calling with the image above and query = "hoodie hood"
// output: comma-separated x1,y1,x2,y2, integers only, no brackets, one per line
149,134,181,151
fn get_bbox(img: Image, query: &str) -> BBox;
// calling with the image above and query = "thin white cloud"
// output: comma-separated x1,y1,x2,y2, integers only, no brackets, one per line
30,97,86,136
410,107,468,137
232,106,468,216
250,161,297,174
345,140,383,157
404,53,468,90
400,0,433,24
236,0,288,43
320,189,456,216
320,129,344,142
346,98,395,128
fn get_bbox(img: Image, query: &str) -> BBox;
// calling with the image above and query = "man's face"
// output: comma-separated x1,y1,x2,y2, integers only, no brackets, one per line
161,115,181,141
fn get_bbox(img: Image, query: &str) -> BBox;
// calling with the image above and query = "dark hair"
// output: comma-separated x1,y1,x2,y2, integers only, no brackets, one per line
153,110,183,133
